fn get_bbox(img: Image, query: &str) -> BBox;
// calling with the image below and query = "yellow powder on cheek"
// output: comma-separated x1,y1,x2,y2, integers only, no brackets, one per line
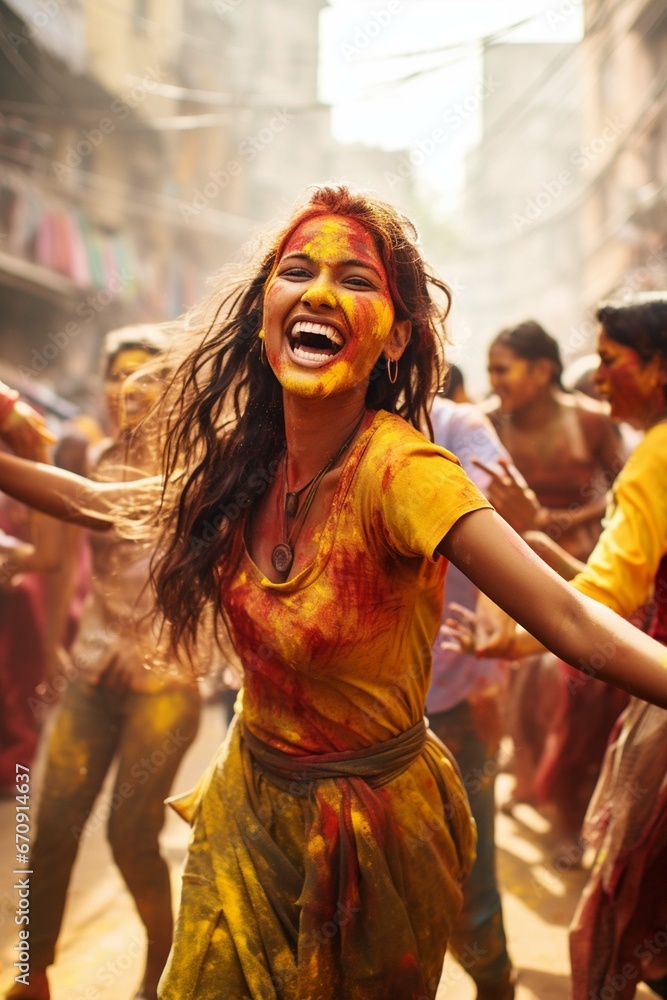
371,298,394,338
336,292,394,344
317,359,357,395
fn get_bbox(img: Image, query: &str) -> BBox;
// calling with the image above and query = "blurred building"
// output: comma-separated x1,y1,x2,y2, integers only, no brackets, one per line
580,0,667,306
172,0,415,263
0,0,412,412
0,0,185,411
451,42,585,396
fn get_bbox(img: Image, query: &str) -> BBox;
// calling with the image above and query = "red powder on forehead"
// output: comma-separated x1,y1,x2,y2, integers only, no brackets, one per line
272,207,403,309
284,213,363,245
281,214,383,270
276,204,367,254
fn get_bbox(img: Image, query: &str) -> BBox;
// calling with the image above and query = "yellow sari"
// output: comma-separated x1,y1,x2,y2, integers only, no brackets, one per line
160,411,490,1000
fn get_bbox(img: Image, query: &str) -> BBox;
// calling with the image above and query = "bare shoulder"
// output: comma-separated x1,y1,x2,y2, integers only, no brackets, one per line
478,394,500,418
558,389,605,416
559,391,617,433
564,394,624,470
478,395,503,432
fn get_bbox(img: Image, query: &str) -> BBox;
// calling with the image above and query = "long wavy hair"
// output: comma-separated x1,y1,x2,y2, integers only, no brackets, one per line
152,184,452,655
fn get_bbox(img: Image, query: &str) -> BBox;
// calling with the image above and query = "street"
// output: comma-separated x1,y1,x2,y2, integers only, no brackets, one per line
0,700,655,1000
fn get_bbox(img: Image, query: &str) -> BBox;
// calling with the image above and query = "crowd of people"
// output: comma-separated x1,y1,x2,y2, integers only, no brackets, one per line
1,184,666,1000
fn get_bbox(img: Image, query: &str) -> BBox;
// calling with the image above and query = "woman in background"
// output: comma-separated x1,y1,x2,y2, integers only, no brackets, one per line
471,294,667,999
483,321,628,858
3,327,201,1000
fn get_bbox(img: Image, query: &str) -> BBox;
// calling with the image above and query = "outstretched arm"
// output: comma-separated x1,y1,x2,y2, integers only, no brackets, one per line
0,451,152,529
438,507,667,708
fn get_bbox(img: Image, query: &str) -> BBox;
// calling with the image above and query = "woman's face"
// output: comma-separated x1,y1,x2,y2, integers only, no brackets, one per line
104,348,160,431
487,343,543,414
261,214,408,400
594,328,664,428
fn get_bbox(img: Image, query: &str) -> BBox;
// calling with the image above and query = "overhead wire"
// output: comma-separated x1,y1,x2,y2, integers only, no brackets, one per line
0,0,662,263
327,12,544,97
455,5,667,246
371,0,616,143
474,4,627,149
0,5,577,124
341,4,585,95
357,12,549,63
452,176,667,318
409,0,655,231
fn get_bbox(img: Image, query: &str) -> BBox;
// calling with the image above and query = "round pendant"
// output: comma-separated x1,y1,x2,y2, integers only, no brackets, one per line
271,542,293,575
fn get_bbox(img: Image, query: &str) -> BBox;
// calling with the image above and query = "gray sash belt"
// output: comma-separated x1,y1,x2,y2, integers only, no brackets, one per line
242,717,428,794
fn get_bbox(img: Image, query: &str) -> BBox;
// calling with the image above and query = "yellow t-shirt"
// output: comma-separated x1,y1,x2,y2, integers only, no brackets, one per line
225,409,491,754
571,421,667,617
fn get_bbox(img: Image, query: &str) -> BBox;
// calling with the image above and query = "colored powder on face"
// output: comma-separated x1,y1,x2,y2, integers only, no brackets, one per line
263,215,397,399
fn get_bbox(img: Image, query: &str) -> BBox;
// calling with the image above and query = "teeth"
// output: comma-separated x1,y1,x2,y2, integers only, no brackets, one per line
292,345,332,363
291,321,343,347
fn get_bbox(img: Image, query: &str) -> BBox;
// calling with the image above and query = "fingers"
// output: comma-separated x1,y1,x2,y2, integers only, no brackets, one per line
471,457,501,479
440,630,475,655
33,424,57,446
2,402,56,459
21,410,57,445
445,601,476,624
0,531,29,554
440,616,476,654
471,456,516,488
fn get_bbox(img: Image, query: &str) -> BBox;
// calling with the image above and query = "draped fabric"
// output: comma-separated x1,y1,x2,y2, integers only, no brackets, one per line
569,701,667,997
569,423,667,997
161,719,475,1000
533,660,628,835
159,411,491,999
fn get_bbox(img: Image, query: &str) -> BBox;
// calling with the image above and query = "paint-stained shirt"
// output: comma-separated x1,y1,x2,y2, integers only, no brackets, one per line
225,408,491,754
571,421,667,620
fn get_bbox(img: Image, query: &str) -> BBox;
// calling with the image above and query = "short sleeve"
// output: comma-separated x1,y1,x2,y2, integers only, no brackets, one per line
365,418,492,561
571,426,667,616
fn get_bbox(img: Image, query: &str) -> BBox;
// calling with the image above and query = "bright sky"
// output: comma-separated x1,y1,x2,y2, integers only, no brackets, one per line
319,0,583,212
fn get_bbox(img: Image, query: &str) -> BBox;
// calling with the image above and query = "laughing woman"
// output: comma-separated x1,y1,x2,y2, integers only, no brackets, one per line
2,188,667,1000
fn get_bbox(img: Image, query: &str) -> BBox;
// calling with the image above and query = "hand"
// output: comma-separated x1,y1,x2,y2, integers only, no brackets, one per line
474,591,518,656
0,531,35,587
471,457,541,534
522,529,586,580
440,602,477,654
0,529,34,561
1,400,56,461
442,595,518,659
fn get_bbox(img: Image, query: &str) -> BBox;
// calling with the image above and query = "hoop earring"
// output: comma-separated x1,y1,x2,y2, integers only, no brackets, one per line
260,340,267,366
387,357,398,384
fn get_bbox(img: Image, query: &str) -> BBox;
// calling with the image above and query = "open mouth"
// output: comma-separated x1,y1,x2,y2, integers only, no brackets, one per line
287,321,344,366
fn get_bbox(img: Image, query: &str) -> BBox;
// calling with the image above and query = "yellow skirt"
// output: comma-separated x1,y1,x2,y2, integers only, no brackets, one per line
159,716,475,1000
